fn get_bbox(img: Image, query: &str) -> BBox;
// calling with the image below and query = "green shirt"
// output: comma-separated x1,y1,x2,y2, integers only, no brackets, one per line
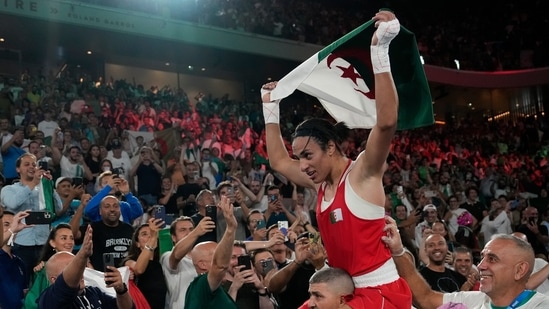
184,273,237,309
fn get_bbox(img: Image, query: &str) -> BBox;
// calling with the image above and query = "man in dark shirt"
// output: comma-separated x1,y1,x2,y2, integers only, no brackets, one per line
517,206,549,258
419,234,467,293
38,225,134,309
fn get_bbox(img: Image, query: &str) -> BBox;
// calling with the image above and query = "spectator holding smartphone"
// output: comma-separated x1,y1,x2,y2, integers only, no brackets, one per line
83,171,143,224
123,218,167,309
1,153,63,283
222,242,274,309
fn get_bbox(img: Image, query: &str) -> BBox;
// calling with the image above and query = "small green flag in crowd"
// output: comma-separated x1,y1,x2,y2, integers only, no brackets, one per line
270,18,434,130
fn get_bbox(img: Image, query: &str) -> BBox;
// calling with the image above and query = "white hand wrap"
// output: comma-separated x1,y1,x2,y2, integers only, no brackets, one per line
262,102,280,124
371,18,400,74
261,88,281,124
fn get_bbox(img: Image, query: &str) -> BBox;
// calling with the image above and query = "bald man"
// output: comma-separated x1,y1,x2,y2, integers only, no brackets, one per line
38,225,133,309
419,234,467,293
383,216,549,308
303,268,355,309
184,195,238,309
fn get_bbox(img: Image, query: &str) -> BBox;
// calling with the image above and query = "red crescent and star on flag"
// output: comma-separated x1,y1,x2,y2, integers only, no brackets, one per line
326,48,375,99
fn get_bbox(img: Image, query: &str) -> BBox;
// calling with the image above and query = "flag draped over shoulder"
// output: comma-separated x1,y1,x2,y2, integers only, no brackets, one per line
270,19,433,130
38,177,56,220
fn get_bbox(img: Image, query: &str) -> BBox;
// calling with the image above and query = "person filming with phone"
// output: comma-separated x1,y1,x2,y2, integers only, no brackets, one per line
38,225,134,309
1,153,63,283
221,242,275,309
264,186,296,228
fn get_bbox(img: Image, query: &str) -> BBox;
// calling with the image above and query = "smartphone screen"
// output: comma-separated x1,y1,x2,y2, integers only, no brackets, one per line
102,253,116,285
278,221,289,237
38,161,48,171
261,259,275,275
237,255,252,271
256,220,266,230
72,177,83,186
205,205,217,222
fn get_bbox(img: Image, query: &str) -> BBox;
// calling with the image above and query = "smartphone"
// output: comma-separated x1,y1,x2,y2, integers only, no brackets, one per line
153,205,167,228
278,221,289,236
237,254,252,271
256,220,266,230
102,253,116,285
38,161,48,171
205,205,217,222
424,190,436,198
269,194,277,202
112,167,122,177
226,187,234,196
25,211,53,225
72,177,83,187
447,242,454,252
397,185,404,195
261,259,275,276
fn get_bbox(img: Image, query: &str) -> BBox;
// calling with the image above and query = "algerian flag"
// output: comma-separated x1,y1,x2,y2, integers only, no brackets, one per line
270,19,433,130
38,177,56,220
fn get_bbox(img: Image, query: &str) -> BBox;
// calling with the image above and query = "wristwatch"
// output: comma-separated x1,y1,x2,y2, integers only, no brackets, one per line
115,283,128,295
257,288,269,297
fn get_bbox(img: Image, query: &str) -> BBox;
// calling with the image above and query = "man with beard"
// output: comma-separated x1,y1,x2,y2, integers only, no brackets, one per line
1,153,63,282
74,195,134,270
420,234,468,293
52,144,93,181
84,171,143,224
1,127,26,183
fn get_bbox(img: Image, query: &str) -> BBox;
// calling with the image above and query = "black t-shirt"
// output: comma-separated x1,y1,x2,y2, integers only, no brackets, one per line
517,223,549,256
460,201,487,224
159,193,179,216
136,260,167,309
84,221,134,270
276,262,316,309
136,163,162,197
419,266,467,293
175,183,202,216
221,280,259,309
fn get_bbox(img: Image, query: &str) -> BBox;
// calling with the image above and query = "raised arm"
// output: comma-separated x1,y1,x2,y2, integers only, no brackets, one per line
126,218,163,275
355,11,400,180
261,84,316,190
169,217,215,270
383,216,443,309
207,196,237,291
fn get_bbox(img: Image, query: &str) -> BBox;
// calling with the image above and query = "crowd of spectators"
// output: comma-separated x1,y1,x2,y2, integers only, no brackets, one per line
79,0,549,71
2,42,549,306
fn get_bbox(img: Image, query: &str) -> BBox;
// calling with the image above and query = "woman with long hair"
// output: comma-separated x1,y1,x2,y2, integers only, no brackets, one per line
123,218,167,309
84,144,103,194
23,224,85,309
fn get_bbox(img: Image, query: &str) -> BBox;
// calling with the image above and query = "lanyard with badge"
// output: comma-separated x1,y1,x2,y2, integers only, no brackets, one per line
505,290,535,309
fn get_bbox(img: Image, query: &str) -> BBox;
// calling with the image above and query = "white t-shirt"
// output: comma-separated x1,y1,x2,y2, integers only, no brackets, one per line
442,291,549,308
60,155,84,178
160,252,197,309
106,153,132,179
534,258,549,296
37,120,59,138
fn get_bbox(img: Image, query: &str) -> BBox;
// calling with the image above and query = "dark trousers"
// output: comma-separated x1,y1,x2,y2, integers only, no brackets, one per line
12,244,43,284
